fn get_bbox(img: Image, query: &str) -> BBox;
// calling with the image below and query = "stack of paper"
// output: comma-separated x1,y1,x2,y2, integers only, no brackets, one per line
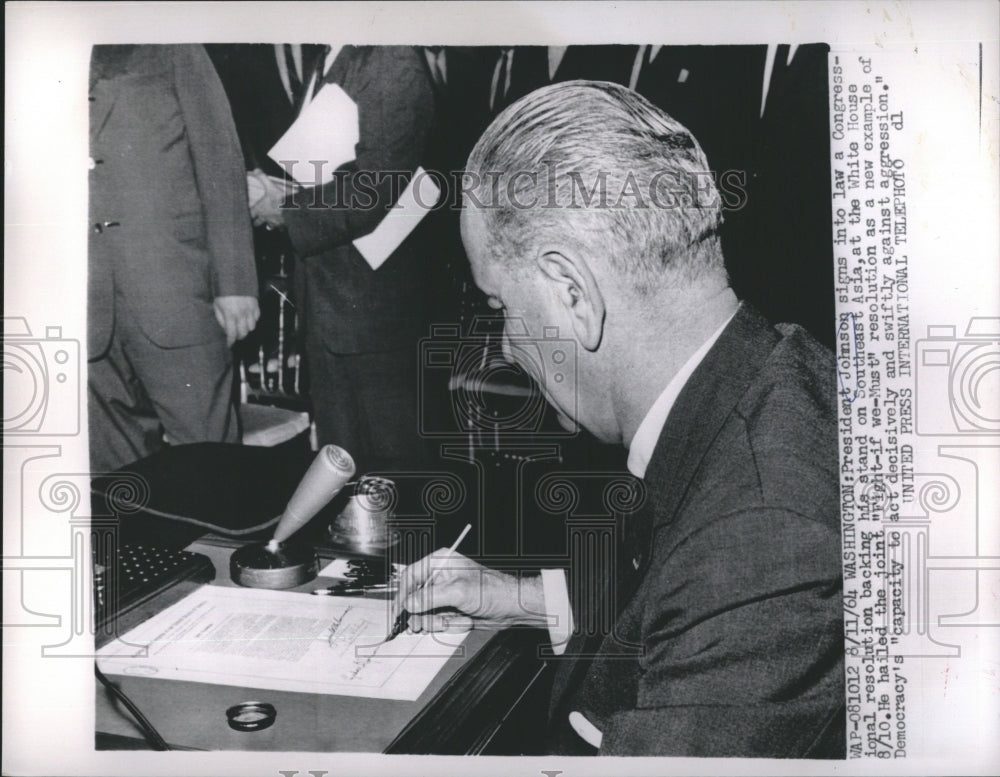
96,585,468,701
268,84,360,183
353,169,441,270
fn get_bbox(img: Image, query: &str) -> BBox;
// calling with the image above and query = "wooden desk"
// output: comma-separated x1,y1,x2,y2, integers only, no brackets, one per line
90,442,579,753
96,537,551,753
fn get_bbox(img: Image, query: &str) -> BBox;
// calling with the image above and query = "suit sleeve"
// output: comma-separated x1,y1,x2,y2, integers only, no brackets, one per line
171,44,258,298
281,47,435,257
599,508,844,757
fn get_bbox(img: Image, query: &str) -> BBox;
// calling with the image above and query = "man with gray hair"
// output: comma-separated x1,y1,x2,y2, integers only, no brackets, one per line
398,80,844,757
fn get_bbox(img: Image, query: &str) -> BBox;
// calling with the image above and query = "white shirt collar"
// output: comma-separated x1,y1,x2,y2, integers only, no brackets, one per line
301,45,345,107
322,45,344,76
548,46,568,80
626,310,737,478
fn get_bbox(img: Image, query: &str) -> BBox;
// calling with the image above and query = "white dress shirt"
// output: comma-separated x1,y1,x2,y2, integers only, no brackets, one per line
274,44,303,104
547,46,568,80
489,48,515,111
546,308,737,748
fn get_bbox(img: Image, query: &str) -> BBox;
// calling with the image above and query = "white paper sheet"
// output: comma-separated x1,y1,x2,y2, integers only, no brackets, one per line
317,558,352,578
267,83,359,184
352,168,441,270
96,585,467,701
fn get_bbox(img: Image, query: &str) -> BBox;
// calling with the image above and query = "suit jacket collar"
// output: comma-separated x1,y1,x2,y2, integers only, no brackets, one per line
547,303,781,722
322,44,359,88
89,45,138,87
643,302,780,530
89,45,140,146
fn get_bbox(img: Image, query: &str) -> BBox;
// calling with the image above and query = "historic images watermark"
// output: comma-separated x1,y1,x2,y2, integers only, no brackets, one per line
274,162,750,213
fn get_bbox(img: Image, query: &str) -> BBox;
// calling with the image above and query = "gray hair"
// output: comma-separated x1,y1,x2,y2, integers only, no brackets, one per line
464,80,726,294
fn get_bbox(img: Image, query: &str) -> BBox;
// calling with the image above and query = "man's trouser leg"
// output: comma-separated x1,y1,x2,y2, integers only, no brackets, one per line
88,315,238,473
307,337,426,473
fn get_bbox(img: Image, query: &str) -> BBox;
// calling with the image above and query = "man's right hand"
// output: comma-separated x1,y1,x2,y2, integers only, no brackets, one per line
213,295,260,347
247,169,289,230
396,549,549,634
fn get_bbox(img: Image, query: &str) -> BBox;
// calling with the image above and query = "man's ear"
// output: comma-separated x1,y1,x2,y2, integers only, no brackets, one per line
536,249,605,351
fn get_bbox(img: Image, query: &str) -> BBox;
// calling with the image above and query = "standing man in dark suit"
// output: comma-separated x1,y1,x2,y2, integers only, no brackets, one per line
627,43,835,347
627,44,763,181
205,43,328,178
250,46,435,471
397,81,844,757
488,45,636,117
417,47,495,327
88,44,259,473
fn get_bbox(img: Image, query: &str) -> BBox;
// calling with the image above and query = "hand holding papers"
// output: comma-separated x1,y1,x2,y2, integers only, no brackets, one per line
261,77,438,267
352,168,440,271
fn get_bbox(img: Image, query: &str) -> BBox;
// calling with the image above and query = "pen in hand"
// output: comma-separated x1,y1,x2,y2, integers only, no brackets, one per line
383,523,472,644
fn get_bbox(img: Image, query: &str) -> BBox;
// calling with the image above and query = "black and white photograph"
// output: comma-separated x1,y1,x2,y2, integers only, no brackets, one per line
3,2,998,775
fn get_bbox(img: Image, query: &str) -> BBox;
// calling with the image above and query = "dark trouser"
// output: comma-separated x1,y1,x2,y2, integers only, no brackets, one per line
88,312,238,473
306,337,427,474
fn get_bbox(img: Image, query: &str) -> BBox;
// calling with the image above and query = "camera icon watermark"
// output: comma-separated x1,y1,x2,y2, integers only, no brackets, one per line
915,318,1000,435
2,317,80,436
418,317,578,439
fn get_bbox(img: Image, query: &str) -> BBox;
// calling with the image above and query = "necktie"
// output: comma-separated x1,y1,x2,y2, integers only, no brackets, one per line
424,47,447,89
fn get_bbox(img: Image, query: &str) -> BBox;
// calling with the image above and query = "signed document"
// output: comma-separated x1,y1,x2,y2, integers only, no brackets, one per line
96,586,468,701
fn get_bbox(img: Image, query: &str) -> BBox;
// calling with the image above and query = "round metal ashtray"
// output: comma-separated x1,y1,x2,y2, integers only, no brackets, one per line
230,540,318,589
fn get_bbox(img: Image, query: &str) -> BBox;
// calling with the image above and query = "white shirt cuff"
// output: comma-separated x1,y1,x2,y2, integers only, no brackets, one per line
569,710,604,749
540,568,574,655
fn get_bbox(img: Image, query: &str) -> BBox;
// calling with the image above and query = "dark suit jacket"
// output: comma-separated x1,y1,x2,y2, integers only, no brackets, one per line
421,47,495,175
744,43,834,348
489,45,636,116
629,43,835,348
281,46,436,353
548,304,845,757
632,45,764,180
88,44,257,356
550,44,636,86
205,44,329,178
